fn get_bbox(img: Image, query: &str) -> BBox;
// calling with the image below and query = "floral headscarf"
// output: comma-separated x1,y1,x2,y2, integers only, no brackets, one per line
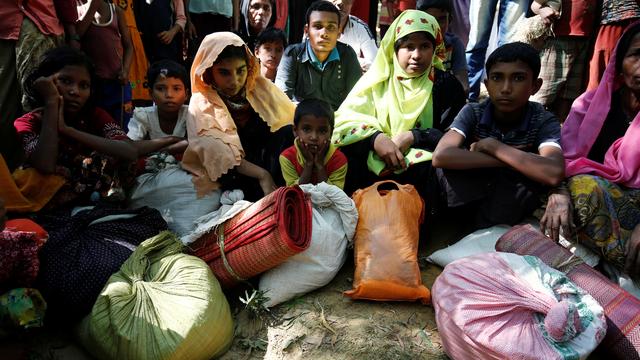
331,10,445,175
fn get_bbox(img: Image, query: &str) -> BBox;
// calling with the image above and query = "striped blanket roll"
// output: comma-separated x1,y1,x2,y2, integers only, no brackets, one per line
189,186,312,288
496,224,640,360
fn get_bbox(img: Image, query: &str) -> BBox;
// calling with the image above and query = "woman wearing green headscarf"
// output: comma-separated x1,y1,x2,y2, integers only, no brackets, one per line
332,10,465,198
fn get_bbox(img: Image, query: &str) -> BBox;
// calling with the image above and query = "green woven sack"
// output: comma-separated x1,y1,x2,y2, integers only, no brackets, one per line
77,231,234,360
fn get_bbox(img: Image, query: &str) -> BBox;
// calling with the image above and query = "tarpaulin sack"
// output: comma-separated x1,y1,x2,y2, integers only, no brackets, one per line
259,183,358,307
497,224,640,360
77,231,234,360
189,186,312,288
433,252,606,360
344,180,430,304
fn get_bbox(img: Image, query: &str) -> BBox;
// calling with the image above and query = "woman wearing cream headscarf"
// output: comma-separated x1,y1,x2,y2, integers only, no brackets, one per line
182,32,295,200
332,10,465,197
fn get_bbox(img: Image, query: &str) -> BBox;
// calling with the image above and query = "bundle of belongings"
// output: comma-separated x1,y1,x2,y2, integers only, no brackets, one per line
433,252,606,359
497,224,640,359
77,231,234,360
187,186,312,288
259,183,358,307
345,181,430,304
35,206,168,320
0,219,49,335
129,164,221,237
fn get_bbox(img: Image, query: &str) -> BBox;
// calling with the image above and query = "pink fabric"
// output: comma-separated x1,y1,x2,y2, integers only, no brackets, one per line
433,253,586,360
561,21,640,188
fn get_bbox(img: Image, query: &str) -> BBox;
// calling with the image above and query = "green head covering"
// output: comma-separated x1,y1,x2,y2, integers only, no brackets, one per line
332,10,445,175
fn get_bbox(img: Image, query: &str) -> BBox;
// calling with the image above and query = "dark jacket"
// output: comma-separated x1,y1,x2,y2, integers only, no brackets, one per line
275,40,362,110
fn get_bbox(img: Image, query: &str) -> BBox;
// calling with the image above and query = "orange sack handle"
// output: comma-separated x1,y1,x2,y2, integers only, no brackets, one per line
344,180,430,304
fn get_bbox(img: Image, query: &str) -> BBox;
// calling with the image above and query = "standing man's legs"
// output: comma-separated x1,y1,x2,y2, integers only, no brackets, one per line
466,0,498,101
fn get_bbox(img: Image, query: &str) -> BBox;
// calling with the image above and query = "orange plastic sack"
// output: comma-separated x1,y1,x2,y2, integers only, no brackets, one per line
344,180,431,304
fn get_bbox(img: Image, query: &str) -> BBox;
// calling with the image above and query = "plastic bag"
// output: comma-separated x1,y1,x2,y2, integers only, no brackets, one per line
344,180,430,304
433,252,606,360
130,167,221,236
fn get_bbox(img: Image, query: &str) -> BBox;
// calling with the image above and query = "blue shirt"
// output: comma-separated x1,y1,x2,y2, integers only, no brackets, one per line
306,41,341,71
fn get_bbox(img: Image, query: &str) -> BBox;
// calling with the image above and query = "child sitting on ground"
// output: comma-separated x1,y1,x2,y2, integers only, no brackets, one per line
254,27,287,82
127,60,189,156
432,42,565,229
417,0,469,94
280,99,348,189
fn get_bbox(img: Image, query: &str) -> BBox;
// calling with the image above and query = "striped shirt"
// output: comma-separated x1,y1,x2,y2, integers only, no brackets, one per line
450,101,561,153
279,141,348,189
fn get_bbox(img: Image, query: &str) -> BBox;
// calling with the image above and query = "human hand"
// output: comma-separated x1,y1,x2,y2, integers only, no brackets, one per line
186,21,197,40
470,137,499,154
313,140,329,168
624,224,640,282
33,75,60,101
56,96,70,134
258,170,277,196
374,134,406,170
540,190,574,242
157,29,176,45
118,69,129,86
538,7,560,25
297,138,316,164
391,131,414,154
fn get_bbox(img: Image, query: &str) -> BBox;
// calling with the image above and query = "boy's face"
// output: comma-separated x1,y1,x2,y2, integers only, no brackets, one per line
484,60,542,119
424,7,449,35
150,75,187,113
255,40,285,71
304,11,340,60
294,114,331,155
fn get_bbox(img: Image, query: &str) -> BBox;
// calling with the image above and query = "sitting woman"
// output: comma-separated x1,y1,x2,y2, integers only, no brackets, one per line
332,10,465,199
13,47,167,320
239,0,276,50
541,22,640,281
182,32,295,201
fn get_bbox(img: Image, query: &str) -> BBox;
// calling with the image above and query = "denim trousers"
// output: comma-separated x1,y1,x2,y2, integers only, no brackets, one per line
466,0,530,100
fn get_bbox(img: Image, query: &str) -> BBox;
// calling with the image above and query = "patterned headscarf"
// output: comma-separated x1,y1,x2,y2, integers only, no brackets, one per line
331,10,445,175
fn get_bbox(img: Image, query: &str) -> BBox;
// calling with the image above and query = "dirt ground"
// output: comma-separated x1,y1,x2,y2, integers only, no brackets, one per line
218,218,463,360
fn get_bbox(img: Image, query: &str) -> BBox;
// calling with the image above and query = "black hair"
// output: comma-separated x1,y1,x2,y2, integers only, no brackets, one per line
24,46,96,110
305,0,341,25
417,0,452,14
147,59,189,89
294,98,335,129
215,44,248,64
393,31,436,53
485,42,541,78
615,22,640,74
254,27,288,51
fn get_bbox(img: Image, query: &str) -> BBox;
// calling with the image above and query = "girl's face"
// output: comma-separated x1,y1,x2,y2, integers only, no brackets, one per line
56,65,91,115
208,57,248,97
395,32,434,76
621,33,640,94
249,0,272,33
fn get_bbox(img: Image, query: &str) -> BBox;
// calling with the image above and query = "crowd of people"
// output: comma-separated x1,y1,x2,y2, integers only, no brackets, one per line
1,0,640,342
